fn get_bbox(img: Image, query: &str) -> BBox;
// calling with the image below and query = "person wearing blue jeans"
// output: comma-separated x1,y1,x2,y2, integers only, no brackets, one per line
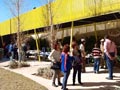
92,43,101,73
8,42,14,61
94,58,100,73
104,35,117,80
105,52,114,80
62,70,70,90
61,44,73,90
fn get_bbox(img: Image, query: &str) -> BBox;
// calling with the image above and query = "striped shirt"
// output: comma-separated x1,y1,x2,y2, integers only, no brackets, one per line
92,48,101,58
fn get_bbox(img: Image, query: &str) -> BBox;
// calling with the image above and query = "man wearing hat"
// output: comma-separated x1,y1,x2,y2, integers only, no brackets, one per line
79,38,86,73
100,39,107,69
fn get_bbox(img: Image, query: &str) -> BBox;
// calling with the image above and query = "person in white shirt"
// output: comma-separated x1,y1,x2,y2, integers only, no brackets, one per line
79,38,86,73
100,39,107,69
48,42,62,87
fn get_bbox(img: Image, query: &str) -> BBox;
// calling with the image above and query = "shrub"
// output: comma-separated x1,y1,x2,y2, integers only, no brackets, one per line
37,67,53,79
9,60,30,69
9,60,18,69
18,61,30,68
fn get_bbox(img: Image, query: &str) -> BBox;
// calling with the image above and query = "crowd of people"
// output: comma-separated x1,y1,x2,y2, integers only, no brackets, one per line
1,35,117,90
48,35,118,90
2,41,29,61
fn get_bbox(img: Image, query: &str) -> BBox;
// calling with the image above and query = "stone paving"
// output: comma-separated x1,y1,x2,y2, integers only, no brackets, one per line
0,59,120,90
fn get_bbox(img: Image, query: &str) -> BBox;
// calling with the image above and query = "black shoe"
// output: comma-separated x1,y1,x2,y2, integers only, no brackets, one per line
66,88,68,90
73,83,75,85
96,71,99,74
79,82,83,85
82,71,86,73
104,67,107,69
106,77,113,80
58,82,62,86
52,83,58,87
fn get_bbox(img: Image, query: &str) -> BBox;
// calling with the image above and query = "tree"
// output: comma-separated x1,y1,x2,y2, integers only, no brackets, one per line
39,0,62,50
4,0,26,62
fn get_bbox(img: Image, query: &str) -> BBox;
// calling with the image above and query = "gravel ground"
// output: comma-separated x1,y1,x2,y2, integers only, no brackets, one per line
0,68,48,90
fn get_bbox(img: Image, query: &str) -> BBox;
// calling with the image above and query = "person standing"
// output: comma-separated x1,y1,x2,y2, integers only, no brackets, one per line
100,39,107,69
2,42,7,57
92,43,101,73
8,41,14,61
48,42,62,87
104,35,117,80
13,43,18,60
72,43,83,85
61,44,73,90
79,38,86,73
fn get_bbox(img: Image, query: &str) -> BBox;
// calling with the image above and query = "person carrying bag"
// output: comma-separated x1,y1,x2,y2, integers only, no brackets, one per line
72,43,83,85
48,42,62,87
50,62,61,70
104,35,117,80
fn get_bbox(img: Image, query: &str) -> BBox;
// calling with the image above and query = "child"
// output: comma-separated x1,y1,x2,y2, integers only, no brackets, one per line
92,43,101,73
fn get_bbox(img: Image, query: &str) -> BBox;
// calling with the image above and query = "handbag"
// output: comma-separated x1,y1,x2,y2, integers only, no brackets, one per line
50,62,61,70
72,56,81,66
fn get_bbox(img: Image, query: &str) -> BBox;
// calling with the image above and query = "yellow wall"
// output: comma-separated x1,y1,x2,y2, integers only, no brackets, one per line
0,0,120,36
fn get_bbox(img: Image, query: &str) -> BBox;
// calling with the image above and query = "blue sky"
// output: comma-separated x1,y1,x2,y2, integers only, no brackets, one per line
0,0,50,22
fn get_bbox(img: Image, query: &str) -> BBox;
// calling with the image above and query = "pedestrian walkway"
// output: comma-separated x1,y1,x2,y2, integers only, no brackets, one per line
0,59,120,90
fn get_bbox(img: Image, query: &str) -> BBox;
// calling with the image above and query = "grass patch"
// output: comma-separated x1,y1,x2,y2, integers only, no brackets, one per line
0,68,48,90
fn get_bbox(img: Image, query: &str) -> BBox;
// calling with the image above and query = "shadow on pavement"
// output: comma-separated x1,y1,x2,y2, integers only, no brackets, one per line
67,80,120,90
86,66,120,74
68,83,120,90
67,81,120,87
83,82,120,87
69,86,119,90
86,70,108,74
